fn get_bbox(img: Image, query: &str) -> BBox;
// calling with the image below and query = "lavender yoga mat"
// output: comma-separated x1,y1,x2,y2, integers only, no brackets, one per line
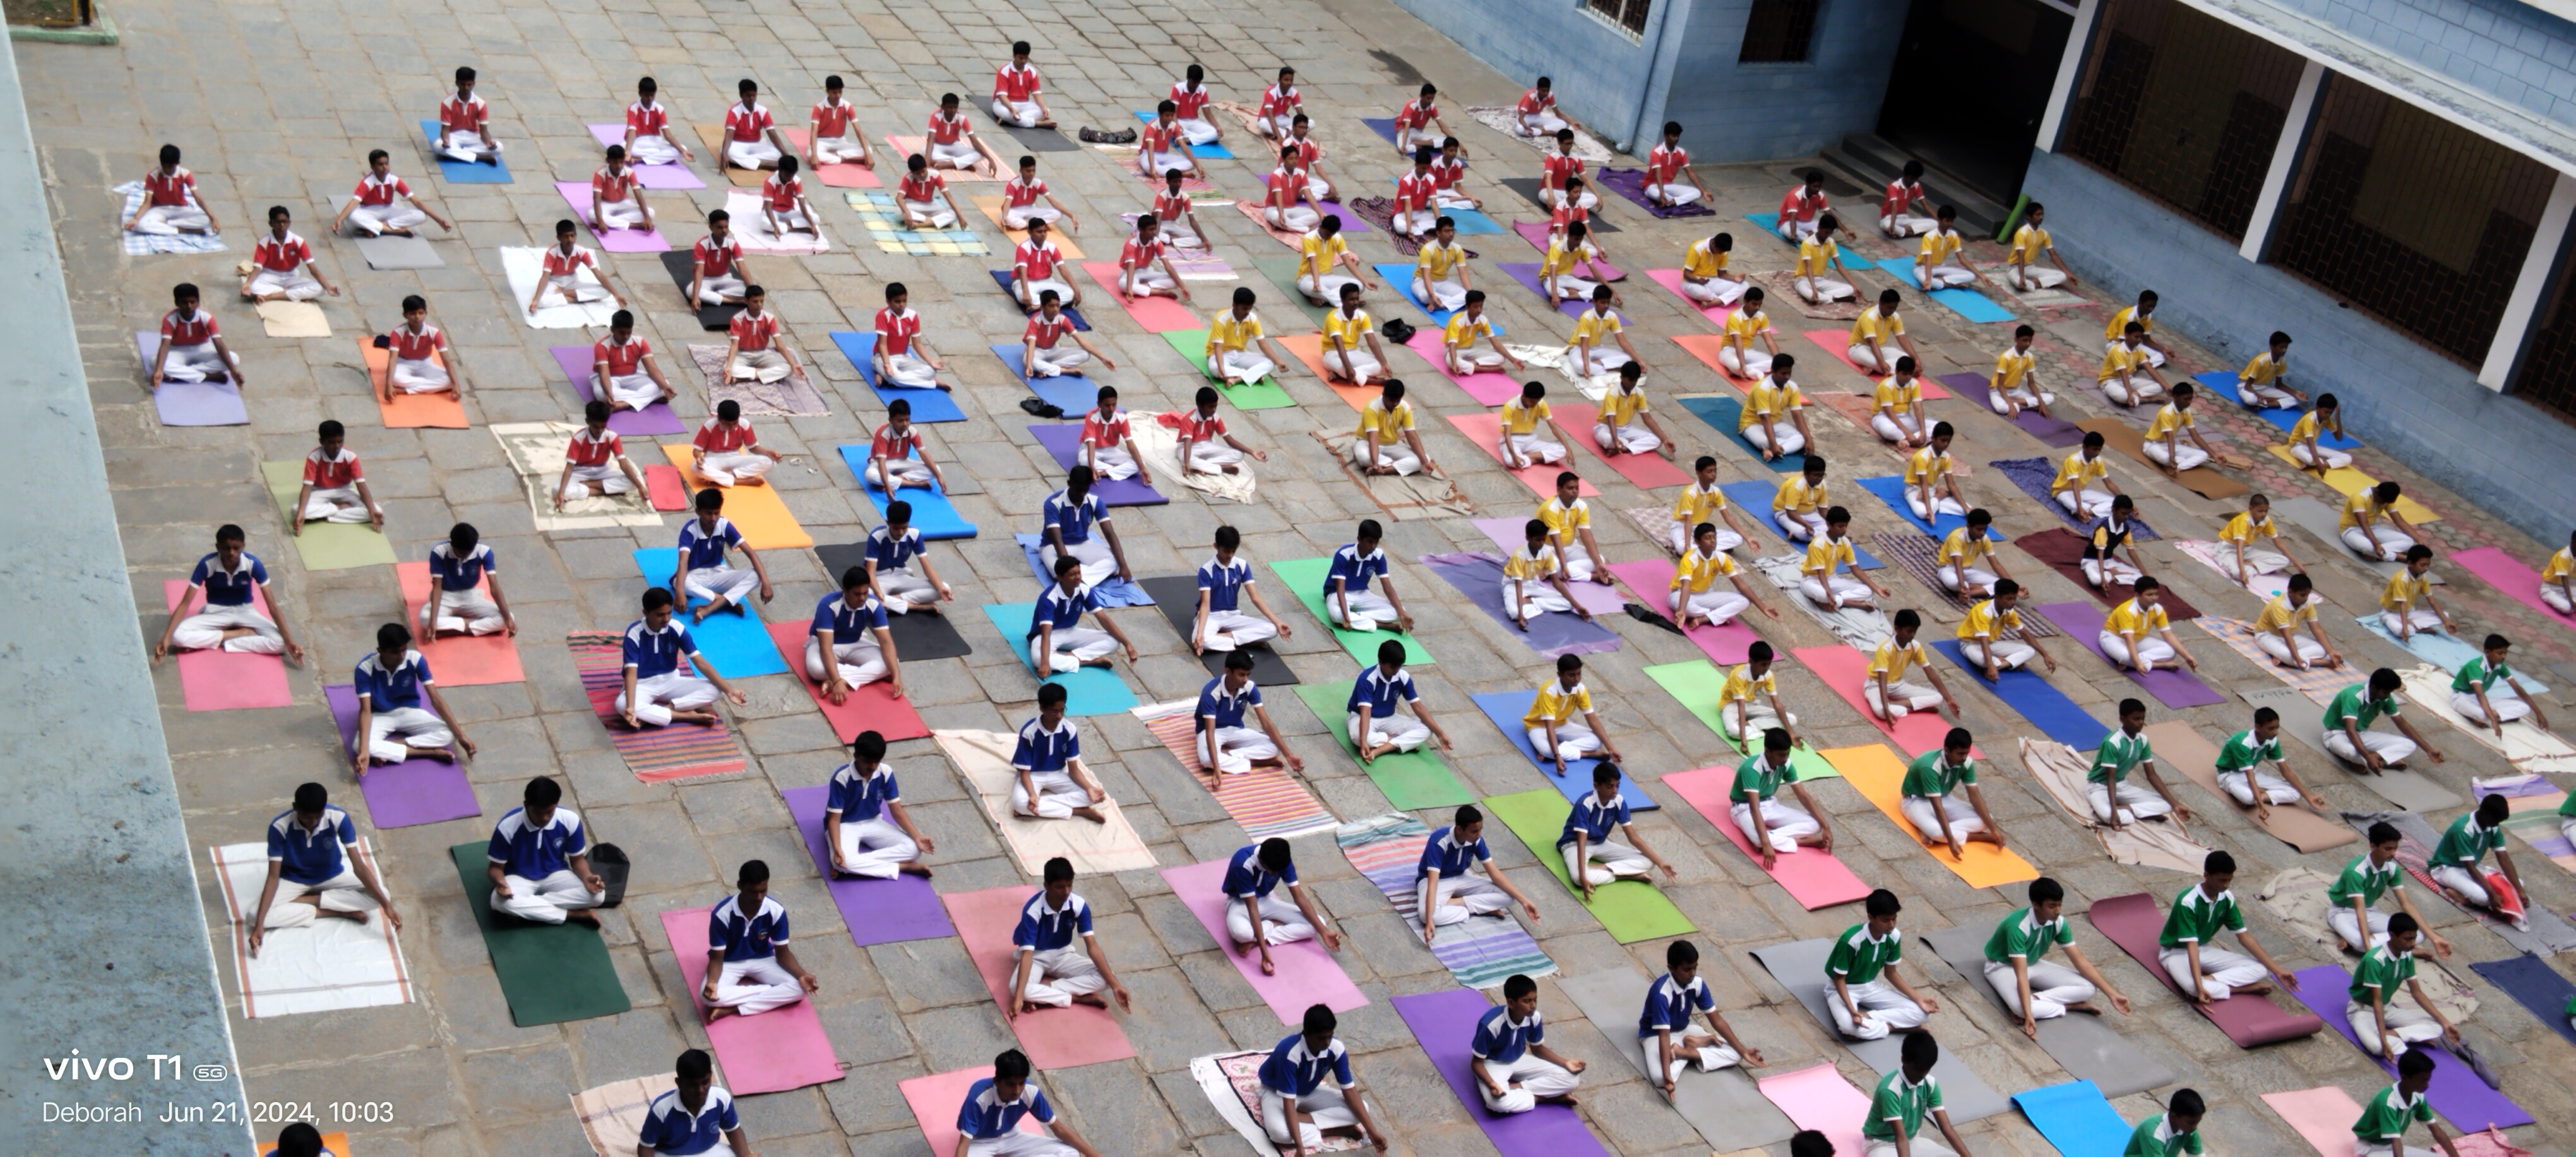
2036,601,2226,707
325,684,480,829
1027,423,1166,505
2290,963,2534,1129
1495,263,1593,318
1421,551,1621,658
1469,519,1625,616
137,333,249,424
1393,988,1610,1156
781,785,952,947
1989,457,2159,538
1597,166,1712,218
549,345,687,435
585,124,707,189
552,183,671,251
1937,373,2081,446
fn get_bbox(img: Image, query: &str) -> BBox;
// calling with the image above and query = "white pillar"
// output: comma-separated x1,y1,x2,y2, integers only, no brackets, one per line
2034,0,2102,153
2480,171,2576,391
2239,59,2326,262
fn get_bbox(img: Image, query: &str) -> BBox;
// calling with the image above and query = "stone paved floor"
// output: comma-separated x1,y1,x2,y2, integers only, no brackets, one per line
26,0,2576,1152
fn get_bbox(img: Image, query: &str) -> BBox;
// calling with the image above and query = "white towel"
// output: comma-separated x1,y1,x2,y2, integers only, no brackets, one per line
492,421,662,532
724,189,832,255
2397,663,2576,774
502,245,619,328
210,841,415,1017
934,729,1158,875
1131,415,1256,504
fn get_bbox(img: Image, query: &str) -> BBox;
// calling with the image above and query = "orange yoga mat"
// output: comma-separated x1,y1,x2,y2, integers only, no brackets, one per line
655,445,811,549
396,561,525,686
1823,742,2037,888
360,340,467,428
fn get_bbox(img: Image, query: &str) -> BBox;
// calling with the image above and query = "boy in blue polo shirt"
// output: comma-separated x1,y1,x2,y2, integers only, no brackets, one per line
244,782,400,957
419,522,515,637
1325,519,1413,632
1029,555,1137,675
349,622,472,774
1260,1004,1387,1152
638,1049,751,1156
825,731,933,879
957,1048,1101,1156
1349,639,1453,761
1472,973,1585,1114
1197,650,1300,776
1417,803,1542,942
1039,465,1131,587
1561,762,1677,901
619,587,749,728
864,497,954,614
1193,525,1289,653
156,523,304,662
1011,684,1111,822
1642,938,1763,1094
1222,838,1344,975
1009,856,1130,1017
809,565,901,701
701,859,817,1021
486,776,606,925
671,488,772,622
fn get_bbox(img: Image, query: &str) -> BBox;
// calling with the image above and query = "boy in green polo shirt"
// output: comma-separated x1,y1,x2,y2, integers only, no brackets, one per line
2323,668,2443,772
1826,889,1938,1040
2157,850,2296,1003
1984,877,2128,1041
2121,1088,2203,1157
2562,786,2576,855
1861,1031,1973,1157
2346,913,2459,1058
2211,707,2326,822
2329,820,2452,957
2089,700,2192,836
1900,727,2003,858
2352,1049,2460,1157
2428,793,2530,929
2451,633,2548,734
1733,727,1832,870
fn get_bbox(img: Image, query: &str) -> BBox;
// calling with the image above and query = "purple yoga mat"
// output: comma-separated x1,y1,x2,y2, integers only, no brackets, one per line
781,784,953,948
548,345,688,435
136,332,251,425
1495,262,1592,318
1421,551,1620,658
1318,199,1373,234
1936,372,2082,447
552,182,672,251
1027,423,1167,506
1393,988,1610,1156
1597,166,1713,219
324,684,480,829
2035,601,2226,707
1469,519,1625,616
2291,963,2534,1129
585,124,707,189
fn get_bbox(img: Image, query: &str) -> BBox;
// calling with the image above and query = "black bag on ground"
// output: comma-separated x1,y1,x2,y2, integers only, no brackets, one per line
589,843,630,908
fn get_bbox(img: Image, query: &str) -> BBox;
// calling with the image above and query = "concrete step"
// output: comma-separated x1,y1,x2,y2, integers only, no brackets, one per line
1820,133,2014,237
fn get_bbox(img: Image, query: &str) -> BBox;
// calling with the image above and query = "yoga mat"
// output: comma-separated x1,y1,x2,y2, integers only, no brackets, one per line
2075,417,2249,500
1496,179,1618,231
2344,809,2576,955
1133,110,1236,157
974,196,1085,256
1292,681,1473,810
1357,116,1399,143
1014,533,1152,608
990,342,1097,414
2086,892,2324,1045
2357,617,2489,673
263,460,397,570
693,124,772,186
1486,788,1691,942
1377,262,1458,325
1856,473,1996,541
1401,329,1524,405
2289,962,2533,1128
2247,685,2459,811
826,330,963,423
1135,574,1296,684
419,120,511,183
503,244,614,329
2265,1086,2378,1157
938,728,1157,875
1423,550,1623,658
160,580,290,710
1673,332,1760,383
575,1074,674,1157
1604,558,1760,664
660,906,843,1094
1164,858,1367,1024
2263,445,2441,522
1468,518,1625,616
447,842,628,1026
998,122,1080,152
1598,166,1714,219
1134,701,1338,839
1921,923,2176,1098
653,446,812,548
765,620,926,743
1160,330,1296,409
550,344,685,435
2144,719,2354,852
1443,411,1602,497
1993,457,2161,536
1750,937,2010,1123
1494,261,1594,317
210,840,412,1018
1270,556,1433,666
1337,813,1554,988
2454,547,2576,633
659,249,740,331
567,630,746,781
833,444,977,540
774,127,878,188
2015,528,2190,613
1277,332,1377,409
2011,1080,2138,1157
1555,968,1799,1149
1825,742,2036,887
1471,690,1654,810
2037,600,2227,707
1640,660,1840,779
902,1066,1049,1156
979,602,1136,714
1724,481,1880,563
326,683,479,828
986,270,1094,330
552,181,669,251
1246,255,1336,328
941,884,1137,1069
1756,1064,1870,1157
1665,764,1871,909
1079,261,1202,330
1930,640,2104,748
395,562,523,687
1554,400,1692,488
1793,645,1964,758
814,545,975,658
1869,257,2017,322
1938,372,2084,445
1678,395,1806,472
360,340,467,429
350,230,443,269
1393,988,1609,1155
151,378,249,425
687,343,828,417
645,465,686,510
2467,954,2576,1049
1510,222,1625,281
585,124,706,188
2252,400,2364,448
629,548,790,677
781,784,948,947
1029,423,1166,505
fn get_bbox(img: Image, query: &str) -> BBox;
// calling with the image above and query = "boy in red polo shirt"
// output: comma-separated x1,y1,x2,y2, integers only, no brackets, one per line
1644,122,1710,210
689,210,751,308
381,294,462,396
898,155,967,230
589,145,655,232
1515,77,1577,137
148,282,243,386
242,207,339,303
1178,387,1267,476
294,421,383,531
622,76,689,167
1254,66,1301,139
1169,64,1222,145
1003,155,1079,232
593,309,677,411
435,67,500,164
875,282,955,392
554,400,650,508
1540,129,1594,211
527,219,625,316
1117,215,1191,303
1025,290,1113,378
1263,147,1322,234
1777,171,1832,241
1012,217,1078,311
760,155,818,238
991,41,1054,128
1140,101,1201,178
693,400,780,487
924,92,994,176
331,149,451,238
723,285,802,385
722,78,786,172
1079,387,1144,481
128,144,220,236
1149,168,1205,249
1390,82,1455,158
1392,149,1440,239
808,75,869,168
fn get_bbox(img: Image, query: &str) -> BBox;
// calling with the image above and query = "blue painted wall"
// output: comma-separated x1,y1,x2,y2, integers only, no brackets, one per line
2269,0,2576,126
2023,148,2576,545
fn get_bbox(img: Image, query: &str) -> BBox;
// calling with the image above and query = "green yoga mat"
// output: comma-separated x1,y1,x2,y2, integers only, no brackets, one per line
447,843,630,1026
1159,329,1296,409
1292,682,1472,810
1483,788,1695,944
1270,556,1433,666
1251,256,1335,328
262,460,397,570
1640,661,1839,781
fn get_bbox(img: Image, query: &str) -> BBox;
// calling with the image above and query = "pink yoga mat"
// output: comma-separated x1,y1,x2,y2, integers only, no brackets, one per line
1756,1063,1870,1156
583,124,707,188
1470,519,1625,616
1644,268,1740,328
325,684,480,829
942,885,1136,1069
777,128,881,188
161,580,292,710
552,182,671,251
1555,400,1693,488
1078,261,1202,331
1666,766,1871,909
1445,411,1601,498
763,621,927,743
1161,859,1368,1026
2454,547,2576,633
1793,645,1957,758
1511,221,1625,281
902,1066,1043,1154
397,562,525,688
2263,1087,2366,1157
1400,329,1523,405
1801,330,1952,398
1604,559,1760,664
659,907,844,1094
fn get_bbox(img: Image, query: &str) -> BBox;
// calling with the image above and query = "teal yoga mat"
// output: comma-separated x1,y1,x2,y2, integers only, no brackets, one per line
1681,395,1804,472
1870,258,2015,323
980,602,1136,714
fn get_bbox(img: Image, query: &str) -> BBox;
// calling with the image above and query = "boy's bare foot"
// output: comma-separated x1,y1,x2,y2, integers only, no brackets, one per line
899,862,933,878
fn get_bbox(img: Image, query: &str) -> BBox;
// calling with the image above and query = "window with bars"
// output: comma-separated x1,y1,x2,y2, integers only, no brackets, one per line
2059,0,2304,241
2517,258,2576,423
2270,76,2556,367
1584,0,1652,38
1738,0,1819,63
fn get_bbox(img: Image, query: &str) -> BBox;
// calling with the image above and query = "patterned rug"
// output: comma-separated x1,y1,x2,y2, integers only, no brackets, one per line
1133,700,1337,840
568,632,746,781
1337,813,1555,990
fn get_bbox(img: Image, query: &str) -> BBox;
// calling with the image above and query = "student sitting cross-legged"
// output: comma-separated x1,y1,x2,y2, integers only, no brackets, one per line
1010,855,1131,1014
1825,889,1938,1040
243,782,400,957
1220,837,1342,976
1011,685,1114,823
957,1048,1102,1157
2159,849,2299,1003
485,775,605,925
1472,973,1585,1113
700,858,820,1021
825,730,933,879
155,523,305,665
1983,877,2129,1040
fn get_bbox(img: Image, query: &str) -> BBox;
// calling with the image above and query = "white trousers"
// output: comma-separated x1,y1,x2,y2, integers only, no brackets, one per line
1143,150,1195,175
1518,112,1568,136
628,133,683,165
2541,584,2572,614
2429,863,2502,909
347,205,426,236
2290,441,2353,469
1563,839,1650,887
2239,378,2297,408
710,956,806,1015
1013,769,1094,818
1391,207,1438,236
171,604,284,654
302,486,370,522
832,814,917,878
1002,203,1061,230
1328,589,1397,631
2382,609,2443,637
2099,632,2173,669
684,565,760,610
1267,204,1321,232
132,203,213,234
1864,678,1937,720
1297,271,1360,304
1503,431,1565,465
562,464,635,501
1196,609,1275,650
2058,488,2114,520
1019,945,1104,1004
903,198,960,228
697,451,772,487
1871,411,1924,443
1596,421,1661,455
2159,944,2267,1000
1851,345,1902,376
1645,1034,1739,1085
2220,769,2299,805
969,1131,1077,1157
1830,977,1930,1040
991,97,1044,128
2329,905,2392,953
158,340,236,382
1671,587,1748,625
2010,265,2067,290
2088,779,2173,824
616,670,718,726
1504,582,1573,620
1547,272,1598,301
596,198,648,230
1732,798,1818,853
1039,537,1115,588
1990,385,2054,413
928,138,982,170
1719,704,1792,742
729,348,790,384
1802,575,1876,609
1327,345,1382,383
1419,875,1510,926
1985,957,2095,1019
1883,213,1938,237
439,129,498,163
2342,527,2416,561
540,272,610,307
422,587,504,635
2102,374,2164,407
1211,348,1275,383
2081,556,2143,587
260,865,379,928
1224,892,1314,945
1035,626,1114,674
1796,275,1854,303
2214,543,2291,577
1678,276,1748,306
1026,344,1086,376
806,635,888,687
1119,265,1176,296
1524,721,1599,762
1667,521,1741,556
2324,729,2416,767
1901,794,1986,839
1414,274,1467,312
866,455,934,489
1261,1086,1355,1151
2143,440,2209,471
599,372,660,411
1349,439,1420,476
1718,345,1772,377
1198,724,1279,774
1645,182,1703,207
390,356,451,393
247,268,324,301
1744,423,1805,455
1907,490,1964,521
1479,1052,1580,1114
2453,688,2531,724
492,868,603,924
1350,710,1428,751
697,272,746,306
1082,445,1138,481
1917,262,1974,289
725,138,781,168
1188,440,1244,474
881,352,940,388
1940,566,1999,594
2347,999,2443,1058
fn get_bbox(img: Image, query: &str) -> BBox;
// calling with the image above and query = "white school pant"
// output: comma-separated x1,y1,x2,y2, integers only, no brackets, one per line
1733,797,1819,853
2102,373,2164,407
806,635,888,687
1143,150,1195,176
2453,687,2531,724
881,351,940,388
764,205,816,236
2328,904,2392,953
2099,632,2173,669
1211,348,1275,383
2342,527,2415,561
347,205,426,236
1645,181,1703,207
1197,609,1275,650
1001,202,1060,230
1479,1053,1580,1114
1518,112,1568,136
2058,488,2114,520
422,587,504,635
1555,540,1597,583
541,272,610,306
1902,793,1986,840
1350,438,1421,476
1991,384,2054,413
2161,944,2267,1000
1083,445,1138,481
1420,874,1512,925
1918,262,1975,289
697,451,772,487
1503,582,1573,620
1568,345,1630,377
1327,345,1382,383
259,865,378,928
1261,1085,1357,1151
710,956,806,1015
157,340,236,382
2010,265,2067,290
1035,626,1115,674
1669,521,1742,557
1868,1140,1958,1157
1984,957,2095,1019
1678,276,1749,307
1830,978,1931,1040
1645,1034,1739,1084
1225,892,1314,945
172,603,285,654
1187,440,1244,474
730,348,790,384
832,814,917,878
1957,638,2035,672
1671,587,1748,625
866,455,934,488
247,268,324,301
991,97,1044,128
1297,270,1359,304
1018,277,1077,311
2213,543,2290,577
2089,779,2173,824
1039,536,1115,587
1328,589,1398,632
439,129,498,163
1869,411,1922,443
1563,839,1650,887
1908,489,1965,521
1267,203,1321,232
1940,566,1999,594
1802,575,1876,609
903,198,960,228
1525,720,1600,763
595,197,648,230
1013,769,1094,819
1199,725,1279,774
1504,431,1565,466
2239,378,2297,408
725,138,781,168
2081,556,2142,587
629,133,683,165
1883,212,1938,237
2428,863,2502,909
1175,117,1220,145
302,486,372,523
1796,275,1855,302
132,203,213,234
876,567,938,611
1542,187,1599,212
968,1130,1076,1157
2324,728,2416,767
1850,345,1902,376
1447,344,1506,375
1547,272,1599,301
1776,509,1823,542
2290,441,2353,469
684,565,760,610
1119,264,1176,297
1257,114,1295,138
1744,422,1805,455
1719,344,1772,377
1414,273,1466,311
2543,584,2574,614
1719,704,1794,743
1350,710,1429,751
1391,207,1438,236
390,356,451,393
2347,1000,2443,1058
1864,679,1938,721
562,464,634,501
2381,609,2443,637
697,272,746,306
1019,945,1105,1004
2143,440,2209,471
492,869,603,923
2220,768,2299,806
617,672,718,726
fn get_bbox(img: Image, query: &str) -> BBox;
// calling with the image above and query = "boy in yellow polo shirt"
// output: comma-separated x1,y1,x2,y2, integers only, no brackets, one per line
1912,205,1979,289
1801,507,1890,612
1568,286,1637,379
2104,291,2169,367
1774,453,1830,541
2282,393,2351,472
2254,573,2343,671
2340,481,2421,561
2142,381,2216,473
1988,325,2056,417
1719,287,1781,378
2099,321,2168,407
1904,423,1966,523
2379,546,2454,641
1678,231,1748,307
1869,609,1959,721
1718,641,1800,745
1671,520,1779,628
1958,580,2054,680
1595,363,1671,457
2049,432,2120,519
1410,217,1474,312
2236,330,2299,409
1667,457,1755,556
2007,201,2073,291
1294,215,1370,306
1205,288,1288,385
1937,508,2017,597
1794,213,1857,304
1744,359,1815,461
1351,380,1434,476
1523,653,1619,773
1541,220,1616,304
2100,577,2197,673
1849,289,1920,376
1539,471,1611,585
2541,530,2576,614
1501,381,1578,470
1871,357,1931,447
2215,494,2303,588
1321,284,1388,385
1442,291,1524,375
1503,518,1589,630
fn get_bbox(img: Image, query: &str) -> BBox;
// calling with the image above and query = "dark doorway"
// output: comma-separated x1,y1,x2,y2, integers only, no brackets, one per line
1876,0,2075,201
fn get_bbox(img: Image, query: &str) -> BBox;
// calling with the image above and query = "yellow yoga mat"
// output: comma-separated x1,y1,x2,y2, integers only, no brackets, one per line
2261,445,2440,522
1821,743,2039,888
971,195,1085,257
655,444,813,549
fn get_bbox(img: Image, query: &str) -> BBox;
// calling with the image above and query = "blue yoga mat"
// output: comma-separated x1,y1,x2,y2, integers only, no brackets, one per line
828,331,963,423
1716,480,1882,568
419,121,513,183
1679,395,1804,473
2469,955,2576,1050
1855,474,2007,543
984,270,1092,330
2257,409,2361,450
628,548,790,676
1359,117,1398,145
1743,212,1788,245
2352,616,2544,686
1931,641,2104,748
1443,208,1506,235
1133,111,1234,158
990,343,1098,414
1469,690,1655,810
980,602,1136,714
2010,1080,2133,1157
1870,258,2016,323
1373,264,1515,329
1013,532,1154,608
832,445,977,540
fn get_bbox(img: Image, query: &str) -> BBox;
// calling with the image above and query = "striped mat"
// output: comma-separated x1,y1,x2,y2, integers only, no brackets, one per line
1871,531,2060,635
568,632,747,781
2483,774,2576,876
1133,701,1338,840
1336,813,1554,990
2192,616,2349,700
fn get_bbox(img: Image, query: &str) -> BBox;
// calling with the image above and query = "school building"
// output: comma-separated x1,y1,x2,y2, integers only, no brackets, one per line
1395,0,2576,542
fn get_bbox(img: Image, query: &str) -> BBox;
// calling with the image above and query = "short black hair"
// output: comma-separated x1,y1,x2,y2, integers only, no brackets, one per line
994,1048,1032,1081
273,1122,323,1157
376,622,412,650
524,776,563,807
677,1048,712,1081
2030,877,2064,904
2203,850,2236,875
293,782,328,813
1043,856,1074,883
1303,1003,1337,1036
2169,1088,2205,1118
736,859,770,887
1666,938,1699,969
1503,974,1536,1000
1900,1029,1938,1069
1865,888,1900,918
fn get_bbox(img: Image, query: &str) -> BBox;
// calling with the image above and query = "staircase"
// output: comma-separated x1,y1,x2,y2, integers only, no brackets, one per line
1820,133,2015,238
